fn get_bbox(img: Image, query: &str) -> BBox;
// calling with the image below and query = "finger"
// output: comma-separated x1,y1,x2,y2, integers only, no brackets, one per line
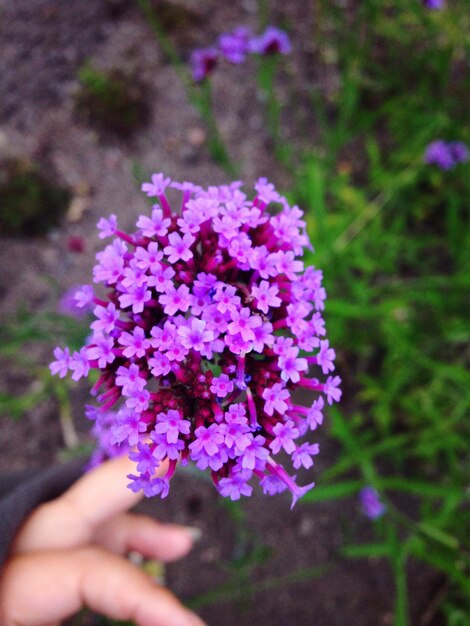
0,547,206,626
62,454,170,527
14,456,169,552
94,513,200,561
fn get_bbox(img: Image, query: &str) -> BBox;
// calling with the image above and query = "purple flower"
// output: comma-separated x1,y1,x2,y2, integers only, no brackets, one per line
58,286,91,319
163,232,195,264
74,285,95,309
262,383,290,416
129,443,160,475
422,0,444,8
315,340,336,375
324,376,342,405
239,435,268,471
189,424,227,471
254,177,281,205
210,374,234,398
359,486,386,520
213,284,241,314
190,47,218,82
153,409,191,444
306,397,324,431
189,26,291,81
251,281,281,314
278,347,308,384
87,334,115,368
136,207,171,238
111,409,147,446
69,348,90,381
424,140,454,170
159,284,191,316
449,141,469,164
51,175,340,506
218,26,252,64
118,284,152,314
249,26,292,56
115,364,146,394
292,442,319,470
424,139,469,170
227,307,262,343
118,326,151,359
49,346,71,378
141,173,171,197
97,214,118,239
270,420,299,455
91,303,120,333
151,432,185,461
178,318,214,352
217,470,253,500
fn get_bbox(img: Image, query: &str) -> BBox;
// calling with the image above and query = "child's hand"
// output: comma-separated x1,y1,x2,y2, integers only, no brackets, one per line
0,455,205,626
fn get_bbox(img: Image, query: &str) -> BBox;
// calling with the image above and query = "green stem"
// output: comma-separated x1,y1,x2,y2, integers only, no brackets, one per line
136,0,237,175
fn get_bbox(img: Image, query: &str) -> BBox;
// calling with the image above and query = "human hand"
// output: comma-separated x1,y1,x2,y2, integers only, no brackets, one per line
0,455,206,626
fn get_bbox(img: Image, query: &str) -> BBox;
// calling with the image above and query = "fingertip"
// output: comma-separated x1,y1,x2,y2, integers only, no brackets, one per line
186,526,202,543
142,522,201,562
96,515,202,562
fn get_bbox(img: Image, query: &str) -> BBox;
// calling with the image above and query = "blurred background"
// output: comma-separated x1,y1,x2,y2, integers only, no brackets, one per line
1,0,470,624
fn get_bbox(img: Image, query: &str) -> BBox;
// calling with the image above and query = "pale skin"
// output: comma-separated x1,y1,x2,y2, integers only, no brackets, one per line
0,456,207,626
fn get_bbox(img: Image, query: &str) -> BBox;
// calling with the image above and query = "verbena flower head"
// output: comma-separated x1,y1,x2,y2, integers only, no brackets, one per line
191,25,291,82
51,175,341,507
190,47,218,82
218,26,253,64
249,26,292,56
424,140,469,170
359,486,385,520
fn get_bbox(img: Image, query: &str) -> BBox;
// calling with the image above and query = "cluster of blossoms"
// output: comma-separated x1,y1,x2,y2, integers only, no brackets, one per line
190,25,291,82
424,140,469,170
50,174,341,507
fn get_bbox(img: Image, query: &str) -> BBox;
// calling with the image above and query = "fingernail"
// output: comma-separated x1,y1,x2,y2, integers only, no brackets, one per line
186,526,202,542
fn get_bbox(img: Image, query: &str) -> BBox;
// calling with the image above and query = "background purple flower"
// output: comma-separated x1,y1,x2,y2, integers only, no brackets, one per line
249,26,292,56
58,285,93,319
218,26,252,64
190,47,218,82
189,25,291,81
424,139,469,170
359,486,386,520
422,0,444,9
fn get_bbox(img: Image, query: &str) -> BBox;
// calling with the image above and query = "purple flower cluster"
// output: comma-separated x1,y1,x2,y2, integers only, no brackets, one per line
50,175,341,507
191,25,291,82
424,140,469,170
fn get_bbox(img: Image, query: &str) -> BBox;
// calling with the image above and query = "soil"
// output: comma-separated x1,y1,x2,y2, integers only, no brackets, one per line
0,1,443,624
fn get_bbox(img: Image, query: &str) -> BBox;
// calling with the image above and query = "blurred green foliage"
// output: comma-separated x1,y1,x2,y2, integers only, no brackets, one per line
75,64,148,134
0,159,70,236
291,1,470,624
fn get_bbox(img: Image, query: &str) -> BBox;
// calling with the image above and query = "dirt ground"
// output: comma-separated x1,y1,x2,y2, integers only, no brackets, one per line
0,1,443,624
